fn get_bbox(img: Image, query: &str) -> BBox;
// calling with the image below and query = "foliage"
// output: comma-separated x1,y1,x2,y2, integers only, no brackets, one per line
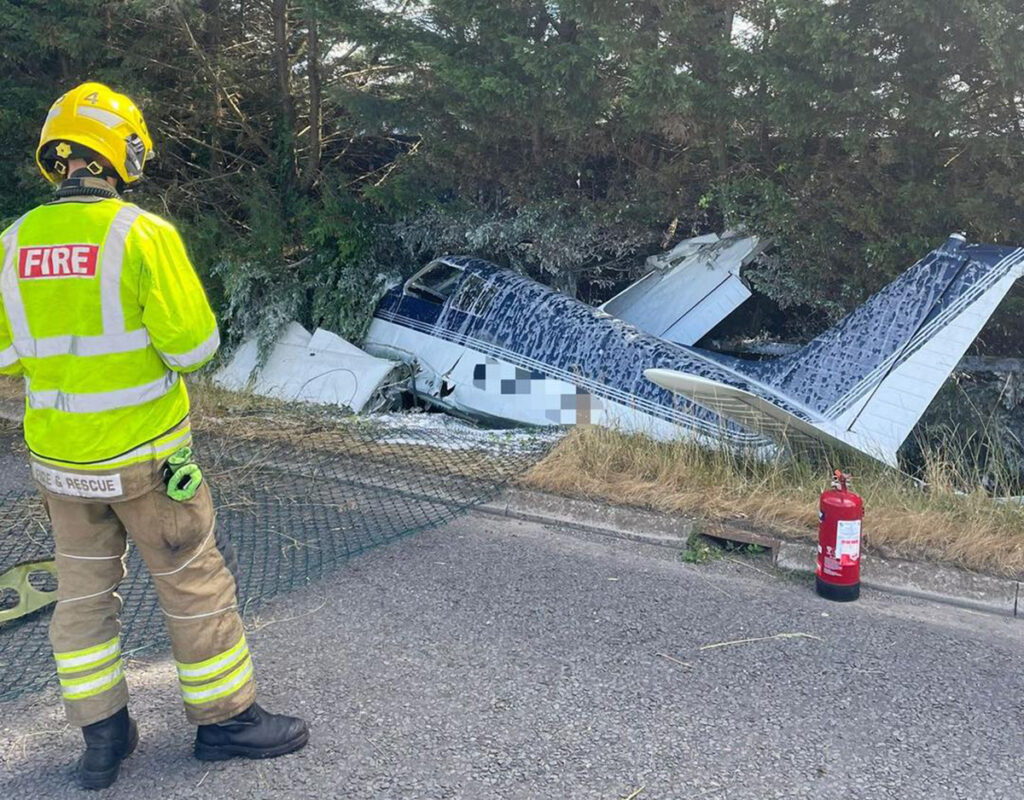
389,202,652,295
0,0,1021,349
680,533,719,564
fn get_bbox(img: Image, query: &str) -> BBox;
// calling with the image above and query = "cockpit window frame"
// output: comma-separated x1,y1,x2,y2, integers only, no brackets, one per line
403,260,465,305
449,272,499,317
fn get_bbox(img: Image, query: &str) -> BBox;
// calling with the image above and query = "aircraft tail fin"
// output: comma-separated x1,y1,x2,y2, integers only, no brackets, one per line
649,236,1024,464
765,236,1023,459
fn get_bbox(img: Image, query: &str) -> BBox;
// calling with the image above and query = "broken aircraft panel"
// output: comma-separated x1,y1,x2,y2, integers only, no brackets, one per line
600,233,766,346
362,234,1024,466
214,322,403,413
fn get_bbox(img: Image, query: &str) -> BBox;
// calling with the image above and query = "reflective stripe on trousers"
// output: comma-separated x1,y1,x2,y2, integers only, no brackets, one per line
54,636,126,701
177,635,254,706
55,635,121,675
60,659,126,701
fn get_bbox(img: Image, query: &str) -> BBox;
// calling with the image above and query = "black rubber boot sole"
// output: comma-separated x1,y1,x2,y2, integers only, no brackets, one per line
78,720,139,790
194,727,309,762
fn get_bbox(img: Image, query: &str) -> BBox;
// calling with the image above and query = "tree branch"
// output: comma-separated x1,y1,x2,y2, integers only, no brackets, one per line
299,4,322,194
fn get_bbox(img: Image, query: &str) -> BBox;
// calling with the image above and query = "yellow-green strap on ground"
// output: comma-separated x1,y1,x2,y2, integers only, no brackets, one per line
0,559,58,624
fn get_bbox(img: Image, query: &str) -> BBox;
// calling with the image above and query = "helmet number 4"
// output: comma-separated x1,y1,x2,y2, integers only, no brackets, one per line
84,91,99,105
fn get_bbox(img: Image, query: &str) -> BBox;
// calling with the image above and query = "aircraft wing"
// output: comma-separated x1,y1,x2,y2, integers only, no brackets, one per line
602,234,765,346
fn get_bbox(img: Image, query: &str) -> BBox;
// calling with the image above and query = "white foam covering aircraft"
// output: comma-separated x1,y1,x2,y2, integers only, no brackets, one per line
360,233,1024,466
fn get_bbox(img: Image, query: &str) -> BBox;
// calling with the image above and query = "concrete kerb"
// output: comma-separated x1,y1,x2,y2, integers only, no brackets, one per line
774,541,1019,617
476,489,700,550
479,487,1023,619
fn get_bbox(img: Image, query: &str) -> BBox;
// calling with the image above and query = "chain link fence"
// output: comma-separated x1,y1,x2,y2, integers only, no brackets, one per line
0,414,563,702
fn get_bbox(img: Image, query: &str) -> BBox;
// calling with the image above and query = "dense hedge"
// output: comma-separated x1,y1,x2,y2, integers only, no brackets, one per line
2,1,1021,349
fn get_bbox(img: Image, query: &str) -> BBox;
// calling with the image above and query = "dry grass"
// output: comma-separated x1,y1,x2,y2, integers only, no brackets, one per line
524,425,1024,578
6,374,1023,576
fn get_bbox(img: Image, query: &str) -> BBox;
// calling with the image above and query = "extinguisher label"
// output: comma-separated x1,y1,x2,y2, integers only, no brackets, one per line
836,519,862,564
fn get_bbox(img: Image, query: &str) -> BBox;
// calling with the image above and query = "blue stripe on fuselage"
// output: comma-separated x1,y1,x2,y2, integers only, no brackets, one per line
375,258,791,439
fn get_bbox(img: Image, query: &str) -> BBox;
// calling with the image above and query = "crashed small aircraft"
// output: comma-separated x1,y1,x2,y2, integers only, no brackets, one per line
363,233,1024,466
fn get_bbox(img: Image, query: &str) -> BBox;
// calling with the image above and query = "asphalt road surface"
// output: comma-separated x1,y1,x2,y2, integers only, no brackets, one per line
2,511,1022,799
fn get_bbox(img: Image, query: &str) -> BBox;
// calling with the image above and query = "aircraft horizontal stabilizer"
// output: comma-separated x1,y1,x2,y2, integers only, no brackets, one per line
643,368,898,464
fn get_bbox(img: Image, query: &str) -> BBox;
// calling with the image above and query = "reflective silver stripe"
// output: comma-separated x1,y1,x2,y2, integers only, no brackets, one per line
96,427,192,469
100,205,143,334
77,105,124,129
54,637,121,673
159,328,220,370
0,216,30,340
45,106,62,123
28,371,178,414
14,328,151,359
43,427,192,471
61,661,125,700
177,637,249,681
33,425,192,470
180,658,253,704
0,345,17,369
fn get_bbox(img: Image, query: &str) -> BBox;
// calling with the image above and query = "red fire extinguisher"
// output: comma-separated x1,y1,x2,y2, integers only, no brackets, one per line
816,470,863,602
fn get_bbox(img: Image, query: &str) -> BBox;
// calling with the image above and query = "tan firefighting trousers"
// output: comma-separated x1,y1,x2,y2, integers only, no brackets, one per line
37,431,256,727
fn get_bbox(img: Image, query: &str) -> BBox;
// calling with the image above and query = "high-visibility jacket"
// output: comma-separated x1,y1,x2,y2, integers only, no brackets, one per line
0,194,219,468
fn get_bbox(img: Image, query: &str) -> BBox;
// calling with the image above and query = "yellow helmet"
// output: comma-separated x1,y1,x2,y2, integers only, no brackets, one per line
36,82,155,185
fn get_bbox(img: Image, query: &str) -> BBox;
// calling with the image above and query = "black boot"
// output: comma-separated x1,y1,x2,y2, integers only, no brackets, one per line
194,703,308,761
78,706,139,790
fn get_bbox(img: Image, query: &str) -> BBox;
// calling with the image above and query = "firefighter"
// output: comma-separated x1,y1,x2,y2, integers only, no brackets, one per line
0,83,308,789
